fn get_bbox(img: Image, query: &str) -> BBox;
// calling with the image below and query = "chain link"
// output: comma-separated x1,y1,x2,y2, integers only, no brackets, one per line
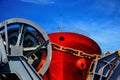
51,42,101,60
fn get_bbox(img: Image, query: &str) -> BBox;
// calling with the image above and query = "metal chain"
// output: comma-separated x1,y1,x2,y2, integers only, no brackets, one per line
51,42,101,60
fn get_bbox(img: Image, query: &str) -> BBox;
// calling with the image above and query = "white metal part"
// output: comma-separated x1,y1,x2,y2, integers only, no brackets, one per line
0,33,8,64
0,18,52,75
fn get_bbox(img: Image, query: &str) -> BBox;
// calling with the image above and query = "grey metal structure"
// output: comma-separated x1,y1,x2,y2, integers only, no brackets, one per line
0,34,43,80
88,50,120,80
0,18,52,80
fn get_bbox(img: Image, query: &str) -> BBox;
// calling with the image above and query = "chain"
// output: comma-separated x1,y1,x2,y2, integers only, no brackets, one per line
51,42,101,60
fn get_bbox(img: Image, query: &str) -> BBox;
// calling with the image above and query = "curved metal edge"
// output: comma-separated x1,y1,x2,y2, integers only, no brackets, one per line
0,18,52,75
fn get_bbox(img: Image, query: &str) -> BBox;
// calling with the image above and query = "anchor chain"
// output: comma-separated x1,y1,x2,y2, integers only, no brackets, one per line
51,42,101,60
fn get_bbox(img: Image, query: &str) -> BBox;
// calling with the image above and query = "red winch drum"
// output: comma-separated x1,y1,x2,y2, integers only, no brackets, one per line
42,32,101,80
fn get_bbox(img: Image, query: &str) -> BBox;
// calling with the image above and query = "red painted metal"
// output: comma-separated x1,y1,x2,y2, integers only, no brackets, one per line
76,58,86,70
43,32,101,80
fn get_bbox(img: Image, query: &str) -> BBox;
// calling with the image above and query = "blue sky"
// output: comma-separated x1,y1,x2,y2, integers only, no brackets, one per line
0,0,120,55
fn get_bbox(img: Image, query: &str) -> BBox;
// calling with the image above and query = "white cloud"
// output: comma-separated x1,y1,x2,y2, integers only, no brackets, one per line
20,0,55,4
93,0,120,16
61,18,120,53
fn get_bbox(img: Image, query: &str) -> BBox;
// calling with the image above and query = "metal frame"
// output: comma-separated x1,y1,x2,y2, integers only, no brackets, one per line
88,51,120,80
0,18,52,75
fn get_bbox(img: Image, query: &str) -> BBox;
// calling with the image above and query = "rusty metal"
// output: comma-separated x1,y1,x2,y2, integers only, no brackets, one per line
52,42,101,60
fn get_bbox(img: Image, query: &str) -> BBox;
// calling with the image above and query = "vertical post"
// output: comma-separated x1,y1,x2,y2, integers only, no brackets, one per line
16,24,24,46
5,21,9,54
0,32,8,64
58,15,62,32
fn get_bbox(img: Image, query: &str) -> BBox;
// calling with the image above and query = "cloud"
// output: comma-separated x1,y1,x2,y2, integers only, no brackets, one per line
92,25,120,52
93,0,120,16
60,18,120,53
20,0,55,5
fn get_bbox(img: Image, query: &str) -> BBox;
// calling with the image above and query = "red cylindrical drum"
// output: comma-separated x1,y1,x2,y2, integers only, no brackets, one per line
43,32,101,80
